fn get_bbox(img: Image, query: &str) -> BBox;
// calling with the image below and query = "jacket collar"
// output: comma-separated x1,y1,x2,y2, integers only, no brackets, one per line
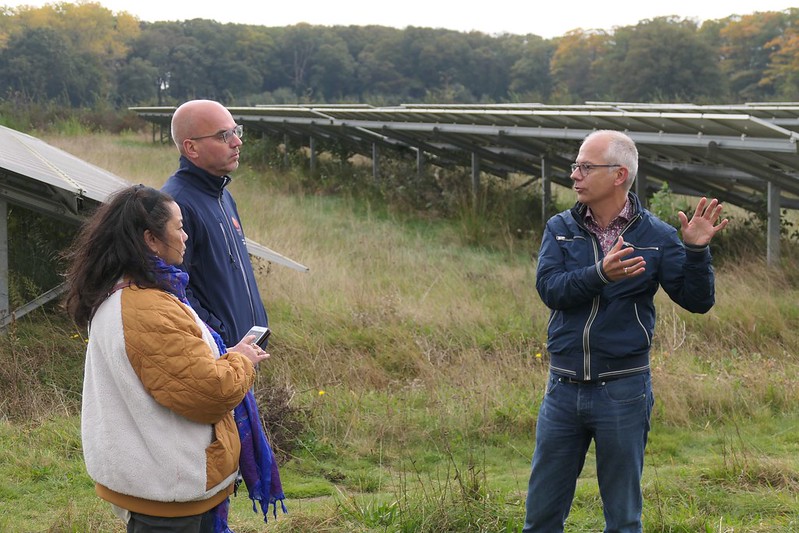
177,155,231,196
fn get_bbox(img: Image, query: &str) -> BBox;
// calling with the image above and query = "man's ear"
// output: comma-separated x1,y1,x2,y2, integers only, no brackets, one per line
182,139,200,160
614,167,630,188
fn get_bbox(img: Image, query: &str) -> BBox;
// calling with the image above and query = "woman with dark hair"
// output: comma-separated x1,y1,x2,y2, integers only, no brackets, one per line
64,185,270,532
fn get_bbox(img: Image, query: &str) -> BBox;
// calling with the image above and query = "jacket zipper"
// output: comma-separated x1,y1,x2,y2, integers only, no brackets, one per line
217,189,257,324
578,211,641,381
217,221,235,264
582,236,600,380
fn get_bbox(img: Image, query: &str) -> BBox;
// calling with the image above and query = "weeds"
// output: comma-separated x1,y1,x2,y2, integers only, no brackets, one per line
707,421,799,491
335,445,521,533
0,314,84,421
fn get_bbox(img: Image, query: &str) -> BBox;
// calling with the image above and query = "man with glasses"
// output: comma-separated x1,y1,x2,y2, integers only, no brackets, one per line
161,100,286,529
523,130,728,532
162,99,267,350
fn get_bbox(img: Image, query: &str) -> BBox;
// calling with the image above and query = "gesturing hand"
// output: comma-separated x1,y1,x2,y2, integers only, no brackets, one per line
678,197,729,247
602,236,646,282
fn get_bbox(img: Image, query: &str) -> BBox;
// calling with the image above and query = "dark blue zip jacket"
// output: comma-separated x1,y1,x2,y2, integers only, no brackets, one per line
536,193,715,381
162,156,268,347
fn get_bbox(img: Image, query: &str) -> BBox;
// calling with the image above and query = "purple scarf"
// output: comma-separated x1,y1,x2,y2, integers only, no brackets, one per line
151,258,287,531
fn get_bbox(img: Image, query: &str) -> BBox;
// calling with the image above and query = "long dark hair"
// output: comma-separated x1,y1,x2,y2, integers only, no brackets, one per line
63,185,175,328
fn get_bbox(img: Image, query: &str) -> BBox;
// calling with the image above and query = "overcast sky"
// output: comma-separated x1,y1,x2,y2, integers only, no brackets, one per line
3,1,797,38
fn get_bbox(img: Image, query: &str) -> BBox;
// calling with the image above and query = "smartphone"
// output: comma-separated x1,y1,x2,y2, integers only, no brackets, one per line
245,326,271,349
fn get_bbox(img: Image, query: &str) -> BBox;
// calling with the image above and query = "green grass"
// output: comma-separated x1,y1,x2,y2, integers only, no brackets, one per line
2,404,797,531
0,131,798,531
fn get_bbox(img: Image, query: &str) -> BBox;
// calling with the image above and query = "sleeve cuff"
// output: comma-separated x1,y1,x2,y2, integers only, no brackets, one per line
684,242,709,253
596,260,611,284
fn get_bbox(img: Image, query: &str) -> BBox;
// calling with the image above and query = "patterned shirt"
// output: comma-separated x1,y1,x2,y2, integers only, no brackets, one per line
584,198,634,255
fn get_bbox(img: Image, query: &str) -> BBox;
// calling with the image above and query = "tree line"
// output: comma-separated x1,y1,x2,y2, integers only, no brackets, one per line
1,3,798,112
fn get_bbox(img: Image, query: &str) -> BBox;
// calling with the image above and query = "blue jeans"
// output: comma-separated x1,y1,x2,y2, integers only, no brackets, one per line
523,372,654,533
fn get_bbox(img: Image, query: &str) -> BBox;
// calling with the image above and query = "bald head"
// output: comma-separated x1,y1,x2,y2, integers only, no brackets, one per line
170,99,242,176
171,100,232,155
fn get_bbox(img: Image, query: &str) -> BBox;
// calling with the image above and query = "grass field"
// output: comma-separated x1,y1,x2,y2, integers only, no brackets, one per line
0,130,797,532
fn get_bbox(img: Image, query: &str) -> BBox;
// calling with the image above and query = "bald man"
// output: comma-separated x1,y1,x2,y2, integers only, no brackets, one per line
161,99,268,348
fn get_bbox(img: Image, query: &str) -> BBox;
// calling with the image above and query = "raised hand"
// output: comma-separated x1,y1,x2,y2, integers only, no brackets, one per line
678,197,729,246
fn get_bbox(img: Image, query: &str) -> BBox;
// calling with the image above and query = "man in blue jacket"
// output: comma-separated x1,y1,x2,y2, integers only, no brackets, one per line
162,99,268,348
523,130,728,532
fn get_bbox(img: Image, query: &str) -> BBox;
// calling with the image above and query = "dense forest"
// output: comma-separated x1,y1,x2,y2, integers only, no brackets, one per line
1,3,798,113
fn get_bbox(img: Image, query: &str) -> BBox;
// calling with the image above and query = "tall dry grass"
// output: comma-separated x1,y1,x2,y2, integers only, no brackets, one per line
40,131,799,431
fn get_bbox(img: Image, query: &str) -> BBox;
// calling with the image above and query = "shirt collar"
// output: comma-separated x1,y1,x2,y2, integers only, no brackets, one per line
585,197,633,227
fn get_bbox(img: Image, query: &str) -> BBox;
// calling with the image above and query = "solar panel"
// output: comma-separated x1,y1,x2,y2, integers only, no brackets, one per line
0,125,130,220
0,124,308,327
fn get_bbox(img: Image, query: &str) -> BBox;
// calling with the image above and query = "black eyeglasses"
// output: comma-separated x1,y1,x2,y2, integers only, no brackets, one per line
189,124,243,144
570,163,621,176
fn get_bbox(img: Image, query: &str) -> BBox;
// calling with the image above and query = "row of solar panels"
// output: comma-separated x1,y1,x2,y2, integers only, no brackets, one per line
132,102,799,212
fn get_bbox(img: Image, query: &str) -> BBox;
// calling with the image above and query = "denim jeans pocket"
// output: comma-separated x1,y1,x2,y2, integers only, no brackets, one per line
603,374,649,404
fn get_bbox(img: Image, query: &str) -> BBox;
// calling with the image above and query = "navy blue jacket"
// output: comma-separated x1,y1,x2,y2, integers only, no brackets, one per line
162,156,268,348
536,193,715,381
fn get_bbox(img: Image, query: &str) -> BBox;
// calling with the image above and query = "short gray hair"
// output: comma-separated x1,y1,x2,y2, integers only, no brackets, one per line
585,130,638,189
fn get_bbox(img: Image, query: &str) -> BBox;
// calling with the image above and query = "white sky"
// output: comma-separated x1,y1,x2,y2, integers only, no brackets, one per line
4,1,798,38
